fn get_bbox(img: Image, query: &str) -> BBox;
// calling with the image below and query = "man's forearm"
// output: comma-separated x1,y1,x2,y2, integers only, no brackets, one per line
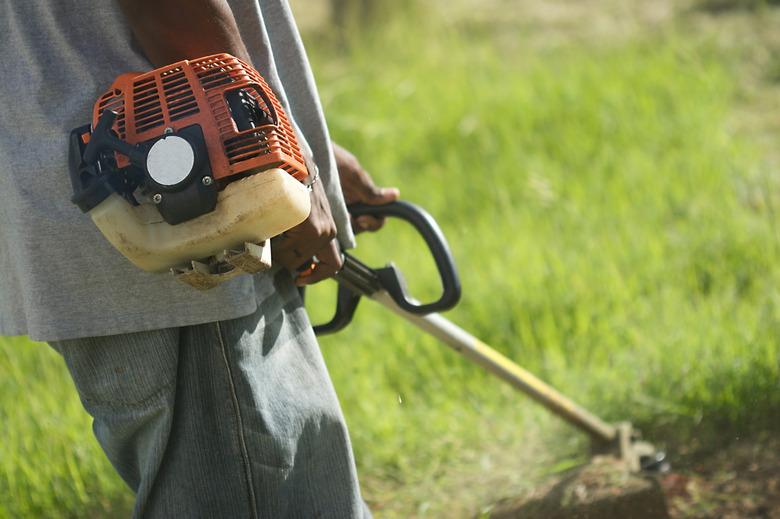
118,0,250,67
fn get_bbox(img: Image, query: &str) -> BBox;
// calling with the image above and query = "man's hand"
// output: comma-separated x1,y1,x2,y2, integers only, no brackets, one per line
333,143,400,233
272,180,343,286
274,144,399,286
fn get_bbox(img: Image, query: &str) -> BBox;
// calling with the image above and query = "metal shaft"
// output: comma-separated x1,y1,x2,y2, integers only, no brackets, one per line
371,291,618,443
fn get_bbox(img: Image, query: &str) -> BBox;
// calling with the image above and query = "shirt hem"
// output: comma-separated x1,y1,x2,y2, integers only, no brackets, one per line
4,298,259,343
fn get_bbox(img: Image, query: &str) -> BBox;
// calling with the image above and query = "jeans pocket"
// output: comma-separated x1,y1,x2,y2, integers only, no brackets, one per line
50,328,178,408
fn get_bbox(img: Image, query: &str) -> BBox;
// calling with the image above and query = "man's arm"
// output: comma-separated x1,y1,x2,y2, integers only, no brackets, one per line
118,0,251,66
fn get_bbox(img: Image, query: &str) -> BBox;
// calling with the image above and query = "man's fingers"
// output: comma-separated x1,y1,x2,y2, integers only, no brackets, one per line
280,250,311,272
274,236,328,271
352,214,385,233
272,233,313,270
347,183,398,233
343,170,400,206
271,210,337,271
365,186,400,205
296,240,343,286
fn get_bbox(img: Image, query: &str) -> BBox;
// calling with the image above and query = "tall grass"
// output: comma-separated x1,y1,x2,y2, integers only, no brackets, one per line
1,8,779,519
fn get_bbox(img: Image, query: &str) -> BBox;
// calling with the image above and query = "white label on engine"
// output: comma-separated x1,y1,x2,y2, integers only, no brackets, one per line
146,135,195,187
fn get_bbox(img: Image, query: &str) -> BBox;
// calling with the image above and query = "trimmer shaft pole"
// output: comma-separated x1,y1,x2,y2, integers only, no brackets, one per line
371,291,618,444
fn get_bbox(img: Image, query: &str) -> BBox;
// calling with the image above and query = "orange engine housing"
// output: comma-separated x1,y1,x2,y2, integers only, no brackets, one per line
91,53,309,185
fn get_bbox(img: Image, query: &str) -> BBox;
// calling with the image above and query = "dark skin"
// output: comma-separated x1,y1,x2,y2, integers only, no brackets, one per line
332,142,400,234
118,0,253,65
292,144,400,286
118,0,399,285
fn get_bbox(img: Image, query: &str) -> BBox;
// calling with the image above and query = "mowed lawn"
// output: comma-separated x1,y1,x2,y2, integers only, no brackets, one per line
2,3,779,518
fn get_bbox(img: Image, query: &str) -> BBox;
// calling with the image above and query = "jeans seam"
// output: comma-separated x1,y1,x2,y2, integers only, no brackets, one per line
216,321,259,519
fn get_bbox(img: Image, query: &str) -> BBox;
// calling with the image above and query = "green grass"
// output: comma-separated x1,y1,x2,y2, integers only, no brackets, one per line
2,5,780,518
0,338,133,518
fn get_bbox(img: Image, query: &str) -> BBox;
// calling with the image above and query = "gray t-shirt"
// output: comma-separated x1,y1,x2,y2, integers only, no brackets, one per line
0,0,354,342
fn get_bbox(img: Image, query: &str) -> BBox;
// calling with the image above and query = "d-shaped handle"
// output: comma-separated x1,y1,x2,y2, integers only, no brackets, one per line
348,201,461,315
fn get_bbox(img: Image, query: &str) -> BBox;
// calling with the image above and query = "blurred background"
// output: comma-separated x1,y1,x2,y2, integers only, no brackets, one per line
2,0,780,517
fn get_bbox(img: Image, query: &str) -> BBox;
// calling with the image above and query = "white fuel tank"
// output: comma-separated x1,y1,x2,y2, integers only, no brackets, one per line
89,168,310,273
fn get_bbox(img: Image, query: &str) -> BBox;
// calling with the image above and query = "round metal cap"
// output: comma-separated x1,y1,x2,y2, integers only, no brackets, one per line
146,135,195,187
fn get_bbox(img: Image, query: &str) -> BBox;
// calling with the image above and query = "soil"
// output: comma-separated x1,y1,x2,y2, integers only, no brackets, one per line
662,435,780,519
487,434,780,519
489,456,670,519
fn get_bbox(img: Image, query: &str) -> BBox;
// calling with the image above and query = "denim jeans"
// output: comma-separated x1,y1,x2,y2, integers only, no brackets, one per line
50,272,370,518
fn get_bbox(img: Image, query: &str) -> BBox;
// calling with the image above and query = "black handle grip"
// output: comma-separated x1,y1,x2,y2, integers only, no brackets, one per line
348,201,461,315
310,283,363,336
84,110,147,166
83,110,118,164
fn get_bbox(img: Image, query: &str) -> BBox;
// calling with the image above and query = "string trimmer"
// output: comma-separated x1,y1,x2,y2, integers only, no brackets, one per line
314,201,667,473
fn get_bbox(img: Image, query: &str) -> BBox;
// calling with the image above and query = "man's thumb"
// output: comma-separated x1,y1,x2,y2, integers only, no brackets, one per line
367,186,400,205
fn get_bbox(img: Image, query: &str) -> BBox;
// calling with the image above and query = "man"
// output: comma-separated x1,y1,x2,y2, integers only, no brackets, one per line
0,0,397,516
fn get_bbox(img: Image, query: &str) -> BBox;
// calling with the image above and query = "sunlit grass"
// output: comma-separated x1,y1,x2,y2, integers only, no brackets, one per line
0,338,133,518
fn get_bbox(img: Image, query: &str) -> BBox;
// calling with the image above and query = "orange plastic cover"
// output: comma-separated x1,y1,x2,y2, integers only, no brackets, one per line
91,54,309,184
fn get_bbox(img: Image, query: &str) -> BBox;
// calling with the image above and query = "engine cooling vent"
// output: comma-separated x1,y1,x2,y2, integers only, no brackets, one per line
132,76,164,133
224,130,272,165
160,66,200,122
196,66,236,91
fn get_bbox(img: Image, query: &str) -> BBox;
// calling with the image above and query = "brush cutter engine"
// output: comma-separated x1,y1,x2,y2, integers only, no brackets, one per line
69,54,312,289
